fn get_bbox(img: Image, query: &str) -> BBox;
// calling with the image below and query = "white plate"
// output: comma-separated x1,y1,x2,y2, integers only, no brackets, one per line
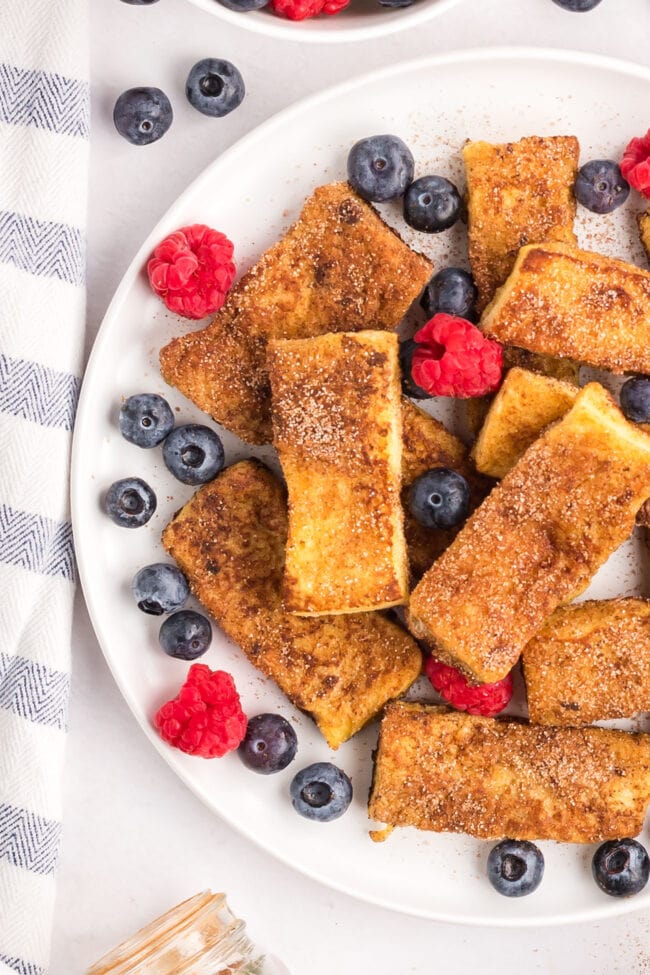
73,48,650,926
184,0,464,44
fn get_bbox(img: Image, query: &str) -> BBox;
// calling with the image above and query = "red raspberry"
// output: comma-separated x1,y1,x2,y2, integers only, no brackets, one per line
271,0,348,18
147,225,236,320
154,663,247,758
411,313,503,399
621,130,650,198
424,657,513,717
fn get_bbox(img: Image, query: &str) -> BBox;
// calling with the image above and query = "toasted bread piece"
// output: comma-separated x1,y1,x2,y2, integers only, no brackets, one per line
268,331,407,615
523,598,650,726
368,702,650,843
639,210,650,262
472,367,578,478
481,242,650,374
463,135,579,312
408,383,650,684
162,461,421,749
401,400,493,577
159,182,432,445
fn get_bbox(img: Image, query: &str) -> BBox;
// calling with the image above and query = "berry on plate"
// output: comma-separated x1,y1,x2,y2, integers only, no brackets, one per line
290,762,352,822
162,424,225,485
620,376,650,423
217,0,269,9
105,477,156,528
408,468,470,530
147,224,236,320
424,657,513,716
113,87,173,146
550,0,602,8
403,175,462,233
186,59,245,118
574,160,629,214
159,610,212,660
421,267,478,322
487,840,545,897
347,135,414,203
119,393,174,448
621,129,650,199
271,0,349,19
411,313,503,399
133,563,190,616
154,663,247,758
399,338,430,400
238,713,298,774
592,839,650,897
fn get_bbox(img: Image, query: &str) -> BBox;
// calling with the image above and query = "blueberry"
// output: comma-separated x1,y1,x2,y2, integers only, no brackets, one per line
162,424,225,485
487,840,545,897
399,339,430,400
574,160,629,214
621,376,650,423
290,762,352,822
592,839,650,897
132,563,190,615
113,87,173,146
550,0,602,9
186,59,245,118
404,176,462,233
159,610,212,659
217,0,269,10
120,0,159,4
347,135,414,203
408,468,470,530
119,393,174,448
105,478,156,528
421,267,478,321
378,0,414,5
238,714,298,774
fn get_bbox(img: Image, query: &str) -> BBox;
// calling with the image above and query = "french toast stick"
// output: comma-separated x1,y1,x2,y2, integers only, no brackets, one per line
162,461,422,749
639,210,650,263
268,331,407,615
523,598,650,727
481,242,650,374
159,182,432,445
408,383,650,684
463,135,579,312
368,702,650,843
472,367,578,478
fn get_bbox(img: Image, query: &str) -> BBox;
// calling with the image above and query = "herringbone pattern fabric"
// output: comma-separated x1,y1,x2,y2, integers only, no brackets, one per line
0,2,88,972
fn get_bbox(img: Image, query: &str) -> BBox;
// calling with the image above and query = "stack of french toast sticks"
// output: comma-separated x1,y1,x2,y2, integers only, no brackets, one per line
160,137,650,846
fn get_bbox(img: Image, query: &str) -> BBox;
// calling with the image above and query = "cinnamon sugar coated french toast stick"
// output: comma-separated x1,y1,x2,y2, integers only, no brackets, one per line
463,135,579,311
159,182,432,445
268,331,408,615
523,599,650,727
368,703,650,843
639,210,650,262
408,383,650,684
162,461,422,749
481,242,650,374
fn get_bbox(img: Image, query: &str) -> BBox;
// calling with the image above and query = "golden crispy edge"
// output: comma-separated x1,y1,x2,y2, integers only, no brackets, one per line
639,210,650,262
368,702,650,843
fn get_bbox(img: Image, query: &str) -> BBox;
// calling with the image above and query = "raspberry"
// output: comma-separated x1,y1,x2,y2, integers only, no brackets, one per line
424,657,513,717
621,130,650,198
154,663,247,758
271,0,348,18
412,313,503,399
147,225,236,320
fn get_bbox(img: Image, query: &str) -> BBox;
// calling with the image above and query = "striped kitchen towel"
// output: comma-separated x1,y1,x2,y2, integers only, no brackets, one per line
0,1,88,973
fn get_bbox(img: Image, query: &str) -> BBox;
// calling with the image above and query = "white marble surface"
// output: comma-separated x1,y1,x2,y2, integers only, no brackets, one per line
52,0,650,970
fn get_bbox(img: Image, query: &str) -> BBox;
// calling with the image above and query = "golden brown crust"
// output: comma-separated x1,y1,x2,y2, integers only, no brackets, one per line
408,383,650,684
472,367,578,479
368,702,650,843
481,242,650,374
268,331,407,615
159,182,433,445
523,598,650,726
463,136,579,312
162,461,422,749
639,210,650,262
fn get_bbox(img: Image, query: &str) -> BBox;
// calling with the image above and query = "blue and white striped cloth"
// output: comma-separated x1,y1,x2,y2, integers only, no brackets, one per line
0,3,88,973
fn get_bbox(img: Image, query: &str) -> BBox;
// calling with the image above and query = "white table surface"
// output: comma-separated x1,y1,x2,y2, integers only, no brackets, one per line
52,0,650,970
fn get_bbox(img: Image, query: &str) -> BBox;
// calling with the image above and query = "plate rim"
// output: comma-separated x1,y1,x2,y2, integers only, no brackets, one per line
73,46,650,927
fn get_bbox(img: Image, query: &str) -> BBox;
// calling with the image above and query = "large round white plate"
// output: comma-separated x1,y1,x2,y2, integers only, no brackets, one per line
184,0,464,44
73,48,650,926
